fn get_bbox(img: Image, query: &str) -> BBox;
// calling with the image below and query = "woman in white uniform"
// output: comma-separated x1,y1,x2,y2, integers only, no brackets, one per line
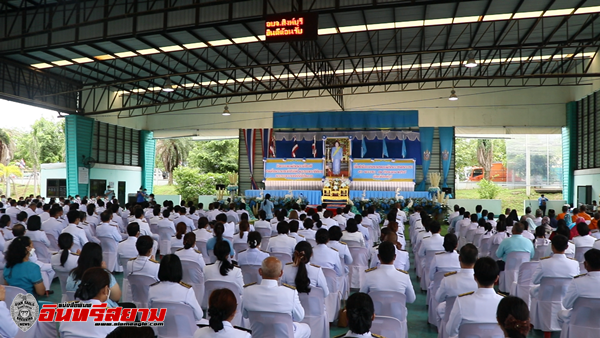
236,231,269,266
334,292,378,338
50,233,79,273
281,241,329,297
174,232,206,271
193,288,251,338
204,241,244,294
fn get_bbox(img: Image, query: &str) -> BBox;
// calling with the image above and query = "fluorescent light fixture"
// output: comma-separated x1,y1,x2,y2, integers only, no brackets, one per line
160,45,184,52
395,20,424,28
94,54,115,60
483,13,513,21
318,27,338,35
72,57,94,64
162,78,175,92
52,60,73,66
257,35,266,41
513,11,543,19
449,89,458,101
222,105,231,116
31,63,53,69
233,36,258,44
367,22,396,30
544,8,574,17
136,48,160,55
424,18,453,26
576,6,600,14
339,25,367,33
453,16,481,24
115,51,137,58
464,53,478,68
183,42,207,50
209,39,233,47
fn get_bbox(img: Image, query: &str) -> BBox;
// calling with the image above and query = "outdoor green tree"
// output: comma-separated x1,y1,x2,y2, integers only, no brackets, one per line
455,138,506,181
156,138,192,184
0,164,22,196
188,139,238,174
172,167,229,201
0,129,14,166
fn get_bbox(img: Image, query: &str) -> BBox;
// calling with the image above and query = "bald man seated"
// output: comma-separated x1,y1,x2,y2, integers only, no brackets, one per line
241,257,311,338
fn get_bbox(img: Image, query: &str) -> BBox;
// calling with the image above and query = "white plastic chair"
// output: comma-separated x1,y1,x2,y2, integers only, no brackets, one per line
195,240,210,264
158,227,175,255
170,240,184,252
119,256,133,302
533,245,549,261
472,233,483,248
438,296,456,338
45,233,60,251
348,246,369,289
370,291,408,338
530,276,572,332
31,240,52,263
180,260,205,307
233,242,248,256
489,243,500,261
343,239,363,248
270,252,292,265
428,270,453,327
457,323,504,338
421,250,443,291
255,228,271,250
298,286,329,338
99,236,118,272
203,280,242,326
240,265,262,285
478,238,491,258
499,251,530,293
465,228,476,244
246,311,295,338
150,301,197,338
561,297,600,338
54,270,70,302
127,274,156,308
372,316,404,338
575,246,592,263
322,267,341,323
4,285,27,305
65,291,75,301
306,238,317,247
510,261,539,306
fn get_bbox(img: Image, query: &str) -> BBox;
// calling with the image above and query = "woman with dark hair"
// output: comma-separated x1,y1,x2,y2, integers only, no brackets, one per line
341,218,366,247
340,292,377,337
298,218,316,240
233,220,250,244
259,194,274,220
0,214,12,244
66,242,122,307
170,222,187,252
50,233,78,273
496,296,531,338
59,267,117,338
148,254,204,322
3,236,46,297
254,210,270,231
508,209,520,225
206,222,235,258
328,226,353,265
193,288,251,338
428,233,460,282
204,241,244,294
26,215,51,248
236,231,269,266
546,220,576,257
174,232,206,271
281,241,329,297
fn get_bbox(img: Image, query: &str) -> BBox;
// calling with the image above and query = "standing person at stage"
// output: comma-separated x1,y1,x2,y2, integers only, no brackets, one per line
260,194,274,221
538,194,549,217
331,140,343,176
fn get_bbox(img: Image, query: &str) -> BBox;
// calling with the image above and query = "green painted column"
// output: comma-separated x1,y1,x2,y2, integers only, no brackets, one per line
563,101,577,205
65,115,95,197
140,130,156,194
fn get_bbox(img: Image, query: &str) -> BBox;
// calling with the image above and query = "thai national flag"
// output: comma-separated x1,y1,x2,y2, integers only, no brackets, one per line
269,131,276,157
18,159,25,169
311,135,317,158
291,138,299,158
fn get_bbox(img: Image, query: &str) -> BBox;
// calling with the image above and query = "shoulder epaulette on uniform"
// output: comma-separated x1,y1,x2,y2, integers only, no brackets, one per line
575,273,587,278
150,281,160,287
365,267,377,273
569,240,575,244
423,236,431,239
52,252,58,255
260,249,269,253
77,226,83,229
129,257,137,261
497,292,506,297
459,291,474,297
298,234,305,238
149,258,159,263
568,257,577,261
119,239,126,243
330,247,339,252
372,334,385,338
179,281,191,289
70,252,79,256
244,282,257,288
445,271,457,277
282,283,296,290
310,263,321,268
234,326,252,333
176,248,184,251
340,241,347,245
436,251,445,255
540,256,551,260
194,249,201,254
285,262,293,265
397,269,408,274
238,249,247,253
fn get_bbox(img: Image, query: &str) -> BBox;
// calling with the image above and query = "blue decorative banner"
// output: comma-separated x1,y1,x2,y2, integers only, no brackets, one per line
264,158,324,180
351,159,416,181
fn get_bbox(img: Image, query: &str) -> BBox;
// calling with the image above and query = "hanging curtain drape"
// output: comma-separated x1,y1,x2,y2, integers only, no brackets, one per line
243,129,258,189
416,127,434,191
439,127,454,188
262,129,273,158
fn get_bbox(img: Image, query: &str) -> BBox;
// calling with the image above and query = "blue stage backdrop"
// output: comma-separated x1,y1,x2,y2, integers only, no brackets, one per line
273,111,418,129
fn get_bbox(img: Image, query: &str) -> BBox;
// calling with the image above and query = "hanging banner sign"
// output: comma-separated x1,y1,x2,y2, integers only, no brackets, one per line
265,12,319,42
351,159,416,181
264,158,323,180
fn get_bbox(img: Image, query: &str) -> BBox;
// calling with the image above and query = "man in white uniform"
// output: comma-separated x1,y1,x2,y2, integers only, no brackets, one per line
177,208,195,233
266,222,297,257
61,210,88,252
333,208,347,230
0,285,19,338
242,257,311,338
118,223,140,261
530,235,580,298
42,205,66,243
126,236,159,281
418,221,444,259
446,257,504,338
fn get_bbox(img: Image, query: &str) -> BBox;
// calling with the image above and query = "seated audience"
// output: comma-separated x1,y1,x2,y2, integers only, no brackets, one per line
496,296,531,338
194,288,251,338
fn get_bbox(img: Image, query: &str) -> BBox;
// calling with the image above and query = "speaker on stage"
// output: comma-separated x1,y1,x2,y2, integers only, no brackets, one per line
442,187,452,195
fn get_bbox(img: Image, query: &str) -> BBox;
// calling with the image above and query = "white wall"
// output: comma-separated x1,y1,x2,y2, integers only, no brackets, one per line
573,169,600,206
450,199,502,216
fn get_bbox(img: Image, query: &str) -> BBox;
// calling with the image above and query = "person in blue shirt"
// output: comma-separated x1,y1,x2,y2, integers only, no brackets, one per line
3,236,46,297
136,187,146,204
475,205,483,220
538,194,549,216
260,194,274,220
206,222,235,258
495,222,535,261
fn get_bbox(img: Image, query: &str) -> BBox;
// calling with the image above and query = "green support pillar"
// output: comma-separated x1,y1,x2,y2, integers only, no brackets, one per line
563,101,577,205
65,115,95,197
140,130,156,194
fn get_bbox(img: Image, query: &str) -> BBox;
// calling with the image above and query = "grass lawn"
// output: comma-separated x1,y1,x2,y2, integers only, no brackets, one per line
153,185,178,195
455,188,563,212
1,184,37,197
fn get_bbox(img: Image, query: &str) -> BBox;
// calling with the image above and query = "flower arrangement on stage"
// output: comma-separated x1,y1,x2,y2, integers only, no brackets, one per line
351,197,450,219
323,177,351,191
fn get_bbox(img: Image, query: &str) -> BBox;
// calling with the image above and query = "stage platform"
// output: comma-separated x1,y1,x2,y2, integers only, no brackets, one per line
244,189,430,204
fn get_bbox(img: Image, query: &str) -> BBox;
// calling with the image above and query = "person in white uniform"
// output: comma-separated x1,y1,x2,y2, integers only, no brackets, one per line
435,244,479,328
333,208,347,230
266,222,297,257
572,222,597,248
446,257,504,338
118,223,140,261
557,248,600,330
242,257,311,338
418,221,445,269
311,229,344,277
178,208,196,233
328,226,353,266
429,233,460,283
253,210,271,232
174,232,206,271
61,210,88,252
50,233,79,273
193,217,213,243
340,219,366,248
360,241,416,308
148,254,204,322
496,296,532,338
298,218,317,240
281,241,329,297
215,213,235,238
126,236,159,281
194,288,251,338
237,232,270,266
333,292,379,338
59,267,116,338
25,215,51,249
96,211,123,246
530,234,580,298
203,241,244,293
0,285,19,338
8,224,55,293
369,230,409,271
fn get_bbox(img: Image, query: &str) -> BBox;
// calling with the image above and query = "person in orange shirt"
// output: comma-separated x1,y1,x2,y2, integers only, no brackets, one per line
556,206,569,221
590,212,600,230
578,205,592,221
571,208,580,223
